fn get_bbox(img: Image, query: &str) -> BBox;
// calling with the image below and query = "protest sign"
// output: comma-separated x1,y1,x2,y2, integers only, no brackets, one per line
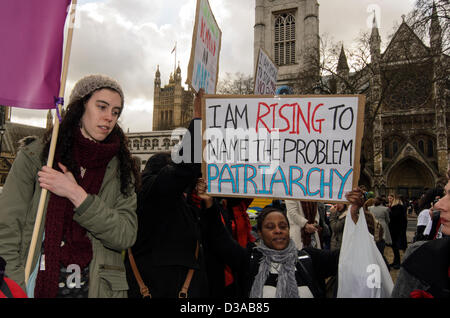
201,95,365,202
187,0,222,94
254,48,278,95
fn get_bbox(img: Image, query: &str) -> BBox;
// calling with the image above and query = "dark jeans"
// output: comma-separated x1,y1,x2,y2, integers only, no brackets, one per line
376,240,390,268
391,246,401,265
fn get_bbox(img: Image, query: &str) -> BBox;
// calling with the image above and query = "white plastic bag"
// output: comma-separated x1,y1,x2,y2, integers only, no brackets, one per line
337,206,393,298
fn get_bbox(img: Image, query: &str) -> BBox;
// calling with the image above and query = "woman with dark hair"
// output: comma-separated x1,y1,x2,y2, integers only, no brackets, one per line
387,193,408,269
245,187,367,298
246,206,340,298
0,74,140,298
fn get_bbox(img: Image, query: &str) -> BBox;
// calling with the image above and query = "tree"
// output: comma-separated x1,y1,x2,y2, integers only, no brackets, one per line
216,72,254,95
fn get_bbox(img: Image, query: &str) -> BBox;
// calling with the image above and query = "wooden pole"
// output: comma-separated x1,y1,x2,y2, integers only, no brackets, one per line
24,0,78,286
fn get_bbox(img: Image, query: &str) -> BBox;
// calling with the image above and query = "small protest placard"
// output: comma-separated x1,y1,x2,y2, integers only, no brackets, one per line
201,95,365,202
254,48,278,95
187,0,222,94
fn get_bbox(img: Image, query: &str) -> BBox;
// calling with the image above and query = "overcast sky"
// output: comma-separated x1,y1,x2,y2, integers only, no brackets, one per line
10,0,416,132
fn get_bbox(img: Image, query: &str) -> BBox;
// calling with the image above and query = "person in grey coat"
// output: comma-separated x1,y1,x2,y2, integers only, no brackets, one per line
369,197,392,245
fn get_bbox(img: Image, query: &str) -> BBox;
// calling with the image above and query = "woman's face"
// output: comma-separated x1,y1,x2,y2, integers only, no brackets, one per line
259,212,290,250
80,89,122,142
388,195,394,204
434,180,450,236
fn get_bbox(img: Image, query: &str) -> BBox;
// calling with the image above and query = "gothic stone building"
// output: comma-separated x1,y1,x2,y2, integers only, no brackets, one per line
128,65,194,170
0,106,46,186
152,64,194,131
254,1,449,199
126,130,183,172
254,0,320,94
342,11,449,199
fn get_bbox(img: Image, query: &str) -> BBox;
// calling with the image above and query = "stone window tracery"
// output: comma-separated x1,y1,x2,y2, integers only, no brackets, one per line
274,12,296,66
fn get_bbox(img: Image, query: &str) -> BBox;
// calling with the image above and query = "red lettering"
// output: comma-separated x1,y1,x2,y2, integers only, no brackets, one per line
256,101,323,135
296,102,311,134
279,104,293,132
270,103,277,130
256,102,271,133
200,17,216,57
312,103,325,133
200,17,205,39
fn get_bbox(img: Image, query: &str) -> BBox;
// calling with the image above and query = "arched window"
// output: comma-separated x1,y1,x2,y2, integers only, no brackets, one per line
163,138,170,150
384,143,390,158
427,139,434,157
133,139,140,150
143,139,151,150
418,140,424,153
152,139,159,149
393,141,398,155
274,12,296,66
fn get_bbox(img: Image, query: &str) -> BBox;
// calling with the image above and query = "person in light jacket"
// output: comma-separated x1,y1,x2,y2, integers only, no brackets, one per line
0,75,140,298
285,200,322,250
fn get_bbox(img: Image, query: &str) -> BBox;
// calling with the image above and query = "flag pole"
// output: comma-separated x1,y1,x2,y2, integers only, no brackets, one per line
24,0,78,286
174,41,177,74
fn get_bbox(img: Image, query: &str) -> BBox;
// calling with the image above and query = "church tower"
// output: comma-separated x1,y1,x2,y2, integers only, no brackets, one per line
152,64,194,131
254,0,320,93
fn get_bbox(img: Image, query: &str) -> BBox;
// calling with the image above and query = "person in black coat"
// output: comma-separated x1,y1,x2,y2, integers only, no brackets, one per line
387,193,408,269
125,90,247,298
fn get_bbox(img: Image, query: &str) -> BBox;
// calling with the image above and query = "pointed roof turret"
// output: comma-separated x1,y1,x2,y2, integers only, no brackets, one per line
430,1,442,52
337,44,349,75
370,12,381,44
46,109,53,130
154,65,161,87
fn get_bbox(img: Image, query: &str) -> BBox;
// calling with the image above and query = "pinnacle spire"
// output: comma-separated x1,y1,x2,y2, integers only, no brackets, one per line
337,44,349,74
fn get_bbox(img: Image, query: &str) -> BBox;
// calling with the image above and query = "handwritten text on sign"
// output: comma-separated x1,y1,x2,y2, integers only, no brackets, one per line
188,0,221,94
254,49,278,95
203,96,364,201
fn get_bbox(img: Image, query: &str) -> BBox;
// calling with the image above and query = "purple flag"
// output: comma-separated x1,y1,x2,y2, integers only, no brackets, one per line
0,0,71,109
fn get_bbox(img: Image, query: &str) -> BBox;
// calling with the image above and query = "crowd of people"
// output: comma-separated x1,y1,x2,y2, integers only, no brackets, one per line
0,75,449,299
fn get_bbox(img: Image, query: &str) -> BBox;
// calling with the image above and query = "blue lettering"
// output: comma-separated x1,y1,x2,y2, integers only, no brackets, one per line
270,166,289,196
306,167,321,197
207,164,219,192
243,164,258,194
230,164,244,193
258,165,271,194
289,166,306,196
334,168,353,199
218,164,236,193
320,169,333,199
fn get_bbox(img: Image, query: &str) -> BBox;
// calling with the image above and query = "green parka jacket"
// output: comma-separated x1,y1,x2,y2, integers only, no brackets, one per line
0,138,137,297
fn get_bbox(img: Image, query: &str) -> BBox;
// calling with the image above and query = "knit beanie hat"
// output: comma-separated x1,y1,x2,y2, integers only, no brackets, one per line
69,74,124,106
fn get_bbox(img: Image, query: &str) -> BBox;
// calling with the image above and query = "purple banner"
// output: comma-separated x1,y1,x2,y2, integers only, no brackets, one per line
0,0,71,109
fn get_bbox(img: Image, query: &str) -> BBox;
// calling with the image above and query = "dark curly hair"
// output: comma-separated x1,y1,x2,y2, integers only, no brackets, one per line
42,91,141,196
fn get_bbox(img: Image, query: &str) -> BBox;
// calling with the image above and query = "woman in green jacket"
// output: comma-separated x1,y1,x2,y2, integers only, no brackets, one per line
0,75,140,298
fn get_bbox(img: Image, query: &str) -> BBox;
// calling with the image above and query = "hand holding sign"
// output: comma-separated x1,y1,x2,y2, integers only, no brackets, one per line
202,95,365,203
194,88,205,118
196,178,213,208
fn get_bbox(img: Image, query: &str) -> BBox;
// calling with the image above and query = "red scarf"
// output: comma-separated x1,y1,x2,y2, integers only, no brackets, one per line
230,199,255,247
34,128,120,298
